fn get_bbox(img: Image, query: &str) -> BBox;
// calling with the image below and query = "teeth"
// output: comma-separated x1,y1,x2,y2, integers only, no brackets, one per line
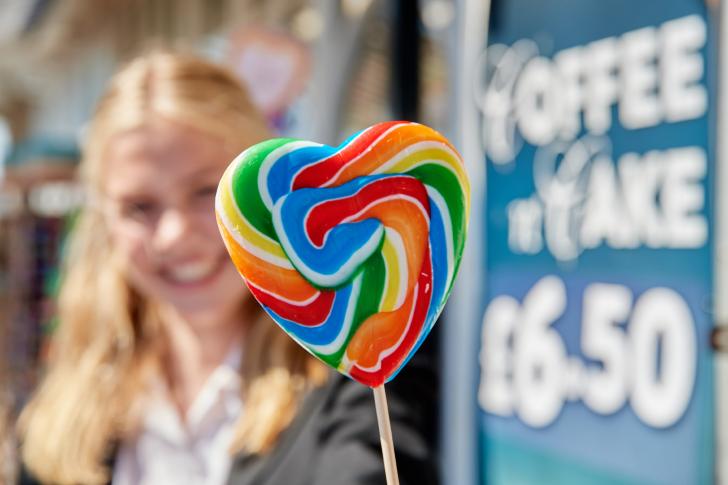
166,260,218,283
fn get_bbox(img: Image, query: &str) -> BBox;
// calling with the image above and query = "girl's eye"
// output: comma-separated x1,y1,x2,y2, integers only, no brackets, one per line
122,200,158,220
192,185,218,211
195,185,217,198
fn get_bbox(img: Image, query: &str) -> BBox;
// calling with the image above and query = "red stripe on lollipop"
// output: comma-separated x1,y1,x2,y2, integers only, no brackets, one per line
305,176,430,247
248,283,336,326
349,246,433,387
292,121,402,189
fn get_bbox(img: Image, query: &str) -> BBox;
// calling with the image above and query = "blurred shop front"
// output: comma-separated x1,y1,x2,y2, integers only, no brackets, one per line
448,0,723,484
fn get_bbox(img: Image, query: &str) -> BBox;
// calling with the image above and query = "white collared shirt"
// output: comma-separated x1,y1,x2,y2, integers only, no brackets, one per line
113,348,242,485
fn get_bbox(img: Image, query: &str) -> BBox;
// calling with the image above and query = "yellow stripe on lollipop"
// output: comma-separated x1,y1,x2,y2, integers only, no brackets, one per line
218,168,290,266
380,236,400,312
382,146,471,215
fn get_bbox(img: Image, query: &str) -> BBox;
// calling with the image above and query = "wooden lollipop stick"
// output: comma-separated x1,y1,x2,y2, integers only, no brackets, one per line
373,385,400,485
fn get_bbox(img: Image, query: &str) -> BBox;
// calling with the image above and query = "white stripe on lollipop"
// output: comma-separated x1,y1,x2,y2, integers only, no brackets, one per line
258,140,323,211
246,279,322,307
306,273,363,356
426,188,455,291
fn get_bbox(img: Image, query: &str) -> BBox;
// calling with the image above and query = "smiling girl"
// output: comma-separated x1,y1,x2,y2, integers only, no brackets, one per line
17,52,439,485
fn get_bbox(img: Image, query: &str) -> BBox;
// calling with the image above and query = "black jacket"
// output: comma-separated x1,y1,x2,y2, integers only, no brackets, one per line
226,358,439,485
19,335,440,485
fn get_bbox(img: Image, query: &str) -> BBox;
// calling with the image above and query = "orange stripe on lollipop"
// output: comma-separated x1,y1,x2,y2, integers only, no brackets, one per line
219,221,318,302
345,281,417,369
362,198,429,297
338,198,430,371
347,248,433,386
328,124,456,187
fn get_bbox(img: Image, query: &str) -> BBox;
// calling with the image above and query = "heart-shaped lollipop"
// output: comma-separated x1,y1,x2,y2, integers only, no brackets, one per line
216,121,469,387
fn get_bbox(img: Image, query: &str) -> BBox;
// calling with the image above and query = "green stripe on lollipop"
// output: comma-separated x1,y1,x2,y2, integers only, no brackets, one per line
313,249,386,367
231,138,293,240
405,164,466,251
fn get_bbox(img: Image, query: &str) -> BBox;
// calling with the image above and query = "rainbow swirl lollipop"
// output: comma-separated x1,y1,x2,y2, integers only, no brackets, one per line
216,121,470,387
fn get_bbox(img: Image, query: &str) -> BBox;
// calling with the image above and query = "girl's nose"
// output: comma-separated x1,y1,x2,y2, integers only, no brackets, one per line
153,208,192,254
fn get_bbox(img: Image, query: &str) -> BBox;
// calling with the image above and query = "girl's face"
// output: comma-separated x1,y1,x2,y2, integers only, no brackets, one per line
103,117,246,320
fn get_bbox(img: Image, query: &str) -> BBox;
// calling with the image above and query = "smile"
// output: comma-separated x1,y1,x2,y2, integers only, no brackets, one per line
160,256,227,286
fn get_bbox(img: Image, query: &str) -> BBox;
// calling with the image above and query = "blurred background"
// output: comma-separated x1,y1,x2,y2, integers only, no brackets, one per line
0,0,723,484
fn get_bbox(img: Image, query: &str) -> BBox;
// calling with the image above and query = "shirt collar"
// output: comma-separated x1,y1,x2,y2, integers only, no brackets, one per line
141,343,243,445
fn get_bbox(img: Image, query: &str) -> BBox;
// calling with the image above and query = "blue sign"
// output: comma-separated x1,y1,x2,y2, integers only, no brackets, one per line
476,1,715,484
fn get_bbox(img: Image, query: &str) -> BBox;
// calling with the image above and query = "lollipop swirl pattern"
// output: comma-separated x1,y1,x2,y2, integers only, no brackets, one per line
216,121,470,387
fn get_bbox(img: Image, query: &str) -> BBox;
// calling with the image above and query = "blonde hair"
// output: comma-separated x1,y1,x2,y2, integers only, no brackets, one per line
1,389,17,484
19,51,328,484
